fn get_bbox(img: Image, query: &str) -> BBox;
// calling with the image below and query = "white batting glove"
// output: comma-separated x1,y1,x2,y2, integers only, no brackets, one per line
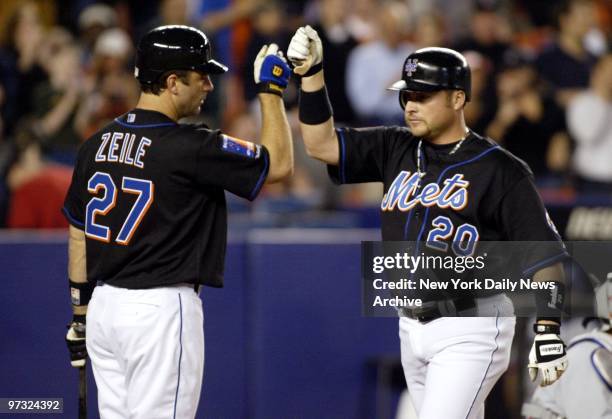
528,333,568,386
287,25,322,76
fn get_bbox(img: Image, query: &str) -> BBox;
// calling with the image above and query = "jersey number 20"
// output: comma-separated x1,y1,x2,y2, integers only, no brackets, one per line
426,216,479,256
85,172,154,245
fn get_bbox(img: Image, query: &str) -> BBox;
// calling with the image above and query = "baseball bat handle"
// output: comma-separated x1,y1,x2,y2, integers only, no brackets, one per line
78,366,87,419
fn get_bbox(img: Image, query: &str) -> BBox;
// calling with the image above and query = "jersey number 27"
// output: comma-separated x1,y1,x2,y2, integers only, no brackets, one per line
85,172,154,245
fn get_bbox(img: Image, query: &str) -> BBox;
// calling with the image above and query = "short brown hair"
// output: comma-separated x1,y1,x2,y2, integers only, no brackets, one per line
139,70,191,95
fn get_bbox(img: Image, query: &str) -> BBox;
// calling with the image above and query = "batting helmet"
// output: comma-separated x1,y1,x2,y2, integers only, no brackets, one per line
388,47,471,108
135,25,228,84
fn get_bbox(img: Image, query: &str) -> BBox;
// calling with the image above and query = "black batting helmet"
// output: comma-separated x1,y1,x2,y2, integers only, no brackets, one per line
388,47,471,108
135,25,228,84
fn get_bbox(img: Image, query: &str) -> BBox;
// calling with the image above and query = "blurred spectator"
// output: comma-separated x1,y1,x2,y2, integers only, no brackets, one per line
0,140,13,227
30,37,84,164
195,0,269,128
517,0,559,28
463,50,495,133
225,106,324,223
136,0,191,42
408,0,474,42
5,120,71,229
567,53,612,193
121,0,162,34
451,1,514,136
452,0,513,75
75,28,139,139
486,52,570,180
413,12,448,48
346,0,414,125
242,1,291,103
198,0,267,70
0,1,48,136
346,0,378,43
0,86,11,227
0,82,5,139
200,0,266,34
310,0,358,124
77,3,118,68
38,26,74,65
535,0,600,108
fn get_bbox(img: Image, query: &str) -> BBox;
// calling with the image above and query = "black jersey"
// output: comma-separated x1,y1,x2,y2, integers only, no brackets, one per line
328,126,567,275
63,109,269,289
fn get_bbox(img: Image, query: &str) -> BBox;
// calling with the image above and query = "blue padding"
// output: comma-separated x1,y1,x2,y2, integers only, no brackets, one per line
246,241,397,419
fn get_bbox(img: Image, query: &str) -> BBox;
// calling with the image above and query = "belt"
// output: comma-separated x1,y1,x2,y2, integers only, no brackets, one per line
399,297,478,323
96,280,201,294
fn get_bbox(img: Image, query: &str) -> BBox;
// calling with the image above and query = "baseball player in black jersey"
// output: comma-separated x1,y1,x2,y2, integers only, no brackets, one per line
288,26,569,419
63,25,293,418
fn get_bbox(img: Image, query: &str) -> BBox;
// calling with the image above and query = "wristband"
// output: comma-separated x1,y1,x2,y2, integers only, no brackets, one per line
69,279,95,307
303,61,323,78
533,323,560,335
298,87,333,125
257,82,285,97
535,282,565,321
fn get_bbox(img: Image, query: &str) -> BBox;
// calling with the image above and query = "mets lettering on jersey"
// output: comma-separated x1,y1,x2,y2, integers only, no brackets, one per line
381,171,469,212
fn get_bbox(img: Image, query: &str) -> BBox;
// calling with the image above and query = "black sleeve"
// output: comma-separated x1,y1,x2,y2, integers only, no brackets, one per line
196,132,270,201
62,157,86,230
497,175,567,275
327,126,390,184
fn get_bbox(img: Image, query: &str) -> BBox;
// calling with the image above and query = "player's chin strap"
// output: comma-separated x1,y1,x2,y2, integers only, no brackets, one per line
521,402,565,419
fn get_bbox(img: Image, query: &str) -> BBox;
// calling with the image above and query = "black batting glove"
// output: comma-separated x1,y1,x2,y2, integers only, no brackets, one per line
66,314,87,368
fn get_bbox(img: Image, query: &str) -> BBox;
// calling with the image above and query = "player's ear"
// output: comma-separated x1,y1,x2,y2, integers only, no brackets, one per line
165,74,179,95
453,90,466,110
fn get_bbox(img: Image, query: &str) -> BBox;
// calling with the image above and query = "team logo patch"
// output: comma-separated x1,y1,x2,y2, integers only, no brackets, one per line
221,134,261,159
404,59,418,77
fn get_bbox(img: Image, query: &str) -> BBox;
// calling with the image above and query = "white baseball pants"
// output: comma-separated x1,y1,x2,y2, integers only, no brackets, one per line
86,282,204,419
399,294,516,419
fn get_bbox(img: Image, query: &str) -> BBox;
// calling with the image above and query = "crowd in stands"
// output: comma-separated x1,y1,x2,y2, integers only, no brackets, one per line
0,0,609,228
